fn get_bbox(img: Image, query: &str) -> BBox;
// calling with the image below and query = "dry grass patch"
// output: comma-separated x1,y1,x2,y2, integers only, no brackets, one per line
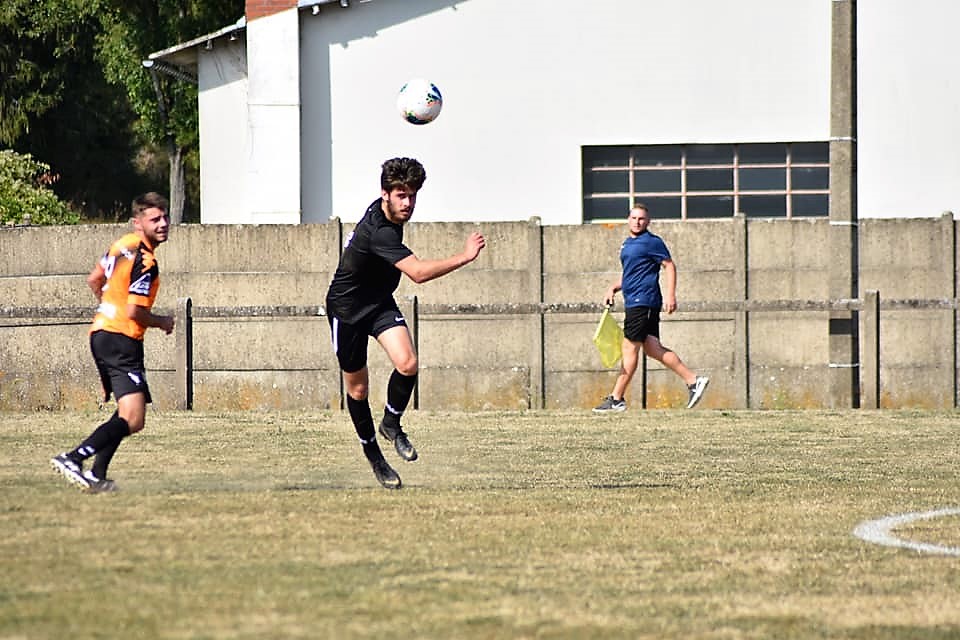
1,409,959,639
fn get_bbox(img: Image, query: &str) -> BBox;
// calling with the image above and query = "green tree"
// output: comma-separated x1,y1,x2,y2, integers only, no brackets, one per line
95,1,242,223
0,2,64,145
0,150,80,225
1,0,241,223
1,0,157,219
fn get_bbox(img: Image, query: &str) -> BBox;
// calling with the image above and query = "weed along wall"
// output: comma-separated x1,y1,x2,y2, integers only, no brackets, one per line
1,215,957,411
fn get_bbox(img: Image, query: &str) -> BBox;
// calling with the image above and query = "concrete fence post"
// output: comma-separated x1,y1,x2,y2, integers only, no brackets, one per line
527,217,545,409
942,212,957,408
399,295,419,409
733,212,749,408
860,290,880,409
174,297,193,410
828,0,859,408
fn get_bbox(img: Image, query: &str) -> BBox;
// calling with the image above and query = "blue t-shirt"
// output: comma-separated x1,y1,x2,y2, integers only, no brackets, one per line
619,231,671,309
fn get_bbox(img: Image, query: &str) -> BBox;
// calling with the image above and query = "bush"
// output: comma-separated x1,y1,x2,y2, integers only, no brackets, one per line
0,150,80,225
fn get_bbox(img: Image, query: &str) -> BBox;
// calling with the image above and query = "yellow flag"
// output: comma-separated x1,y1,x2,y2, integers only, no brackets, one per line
592,308,624,368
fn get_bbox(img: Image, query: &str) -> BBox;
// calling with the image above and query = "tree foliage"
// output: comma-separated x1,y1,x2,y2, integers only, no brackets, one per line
0,1,83,145
1,0,158,217
1,0,242,222
95,2,236,150
0,150,80,225
94,1,242,222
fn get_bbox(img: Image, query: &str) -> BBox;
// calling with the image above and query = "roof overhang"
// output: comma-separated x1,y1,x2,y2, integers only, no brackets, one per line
143,16,246,82
298,0,371,12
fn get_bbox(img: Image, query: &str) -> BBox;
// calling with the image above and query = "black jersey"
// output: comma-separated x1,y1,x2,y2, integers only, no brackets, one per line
325,199,414,324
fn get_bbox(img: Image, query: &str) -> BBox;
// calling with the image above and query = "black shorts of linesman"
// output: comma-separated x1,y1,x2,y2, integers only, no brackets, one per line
325,157,485,489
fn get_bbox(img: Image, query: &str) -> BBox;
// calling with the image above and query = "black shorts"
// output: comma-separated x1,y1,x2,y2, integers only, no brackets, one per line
90,330,152,403
328,302,408,373
623,306,660,343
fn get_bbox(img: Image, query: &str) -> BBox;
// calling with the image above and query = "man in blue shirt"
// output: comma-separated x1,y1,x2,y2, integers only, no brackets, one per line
594,204,709,412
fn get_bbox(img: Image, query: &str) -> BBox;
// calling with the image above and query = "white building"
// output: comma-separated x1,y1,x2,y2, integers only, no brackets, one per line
147,0,960,224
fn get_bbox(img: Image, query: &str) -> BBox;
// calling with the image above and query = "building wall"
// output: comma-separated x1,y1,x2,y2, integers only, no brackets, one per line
1,217,956,411
198,39,249,224
246,7,302,223
193,0,960,225
301,0,832,224
857,0,960,218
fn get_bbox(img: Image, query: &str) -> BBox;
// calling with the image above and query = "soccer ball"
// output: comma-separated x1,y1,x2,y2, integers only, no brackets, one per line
397,78,443,125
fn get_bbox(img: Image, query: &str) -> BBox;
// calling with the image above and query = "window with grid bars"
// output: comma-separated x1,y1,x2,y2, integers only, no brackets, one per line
582,143,829,222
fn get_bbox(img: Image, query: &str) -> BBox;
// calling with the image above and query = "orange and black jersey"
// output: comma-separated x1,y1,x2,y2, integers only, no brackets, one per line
90,233,160,341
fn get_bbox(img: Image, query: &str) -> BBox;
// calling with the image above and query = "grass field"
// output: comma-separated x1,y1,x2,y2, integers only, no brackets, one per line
2,409,960,639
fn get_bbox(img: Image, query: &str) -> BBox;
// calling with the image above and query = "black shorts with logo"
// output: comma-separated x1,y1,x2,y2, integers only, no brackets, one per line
328,301,408,373
623,306,661,343
90,330,152,403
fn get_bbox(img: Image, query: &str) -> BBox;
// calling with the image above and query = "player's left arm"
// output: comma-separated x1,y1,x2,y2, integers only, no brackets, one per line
127,303,175,335
661,258,678,314
394,231,485,284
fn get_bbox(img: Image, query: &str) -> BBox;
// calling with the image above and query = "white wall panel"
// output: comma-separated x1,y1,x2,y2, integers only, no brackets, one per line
246,9,301,223
198,41,249,224
301,0,831,223
858,0,960,219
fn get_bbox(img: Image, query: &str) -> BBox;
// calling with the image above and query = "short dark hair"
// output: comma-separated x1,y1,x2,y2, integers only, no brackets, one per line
132,192,169,218
381,157,426,192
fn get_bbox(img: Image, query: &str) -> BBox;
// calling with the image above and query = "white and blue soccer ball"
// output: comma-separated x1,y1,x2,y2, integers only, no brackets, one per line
397,78,443,125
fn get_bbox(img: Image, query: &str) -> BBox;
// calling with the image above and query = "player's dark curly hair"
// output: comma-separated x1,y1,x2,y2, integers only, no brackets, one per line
132,192,169,217
381,157,426,192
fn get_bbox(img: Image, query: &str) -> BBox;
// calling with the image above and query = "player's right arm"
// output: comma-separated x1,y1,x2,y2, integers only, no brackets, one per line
87,262,106,301
603,276,622,307
394,231,485,284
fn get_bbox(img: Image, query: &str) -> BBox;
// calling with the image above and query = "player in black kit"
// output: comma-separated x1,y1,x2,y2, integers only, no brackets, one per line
325,157,485,489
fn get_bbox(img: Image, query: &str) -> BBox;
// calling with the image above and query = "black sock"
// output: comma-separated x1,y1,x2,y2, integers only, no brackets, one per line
346,395,380,459
71,412,130,462
383,369,417,431
91,442,121,480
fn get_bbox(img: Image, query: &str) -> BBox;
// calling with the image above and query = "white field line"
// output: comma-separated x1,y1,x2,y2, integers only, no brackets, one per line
853,508,960,556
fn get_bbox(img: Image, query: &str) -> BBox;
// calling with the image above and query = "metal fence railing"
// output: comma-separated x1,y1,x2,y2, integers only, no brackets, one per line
3,291,957,410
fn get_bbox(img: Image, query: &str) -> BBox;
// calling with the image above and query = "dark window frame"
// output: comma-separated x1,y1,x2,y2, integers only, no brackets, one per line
582,142,830,222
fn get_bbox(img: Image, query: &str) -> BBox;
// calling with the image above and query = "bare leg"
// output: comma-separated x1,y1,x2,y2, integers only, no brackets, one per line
343,367,370,402
116,391,147,434
375,325,418,375
643,336,696,386
611,337,643,400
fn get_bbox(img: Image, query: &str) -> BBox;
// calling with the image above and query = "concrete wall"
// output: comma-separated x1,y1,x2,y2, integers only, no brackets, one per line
860,216,957,408
1,216,957,411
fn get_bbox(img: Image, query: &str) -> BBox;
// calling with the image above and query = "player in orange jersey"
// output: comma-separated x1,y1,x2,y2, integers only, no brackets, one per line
51,192,174,493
